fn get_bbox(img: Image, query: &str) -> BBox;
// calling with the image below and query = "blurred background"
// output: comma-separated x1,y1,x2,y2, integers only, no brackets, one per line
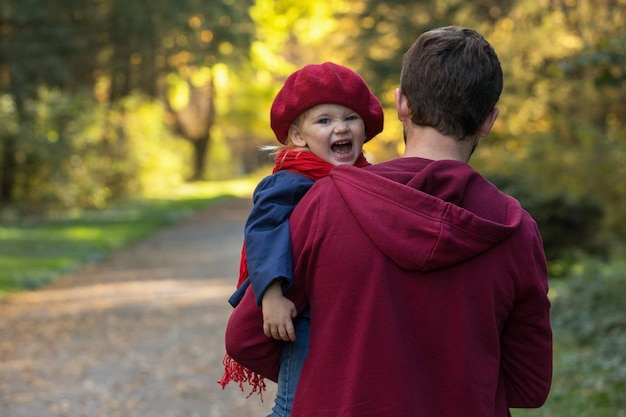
1,0,624,243
0,0,624,416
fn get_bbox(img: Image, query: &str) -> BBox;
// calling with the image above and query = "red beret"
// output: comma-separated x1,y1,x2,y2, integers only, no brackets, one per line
270,62,384,144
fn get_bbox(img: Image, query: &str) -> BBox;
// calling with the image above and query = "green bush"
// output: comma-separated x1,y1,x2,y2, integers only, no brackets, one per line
1,89,191,215
513,259,626,417
488,175,606,264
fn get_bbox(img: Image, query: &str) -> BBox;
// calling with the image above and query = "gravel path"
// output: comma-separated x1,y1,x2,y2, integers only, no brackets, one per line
0,198,276,417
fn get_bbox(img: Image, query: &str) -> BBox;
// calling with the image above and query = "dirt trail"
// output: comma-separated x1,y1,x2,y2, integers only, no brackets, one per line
0,198,276,417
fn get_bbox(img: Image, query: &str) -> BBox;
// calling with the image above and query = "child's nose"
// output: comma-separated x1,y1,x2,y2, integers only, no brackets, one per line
334,120,349,132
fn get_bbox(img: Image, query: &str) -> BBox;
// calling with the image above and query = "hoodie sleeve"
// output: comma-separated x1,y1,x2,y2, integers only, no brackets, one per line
244,171,313,305
501,220,553,408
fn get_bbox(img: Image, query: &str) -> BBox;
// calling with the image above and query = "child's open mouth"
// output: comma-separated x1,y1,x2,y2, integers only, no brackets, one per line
331,140,353,157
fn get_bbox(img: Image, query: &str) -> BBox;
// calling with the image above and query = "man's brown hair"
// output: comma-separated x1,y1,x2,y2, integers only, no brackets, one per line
400,26,503,140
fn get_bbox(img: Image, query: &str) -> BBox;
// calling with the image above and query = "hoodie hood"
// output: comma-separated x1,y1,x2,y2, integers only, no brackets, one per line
330,159,522,271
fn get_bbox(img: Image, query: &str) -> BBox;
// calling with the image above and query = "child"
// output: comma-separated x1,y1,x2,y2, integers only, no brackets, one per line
219,62,384,416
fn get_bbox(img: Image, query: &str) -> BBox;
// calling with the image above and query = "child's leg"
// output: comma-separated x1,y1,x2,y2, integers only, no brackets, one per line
266,313,310,417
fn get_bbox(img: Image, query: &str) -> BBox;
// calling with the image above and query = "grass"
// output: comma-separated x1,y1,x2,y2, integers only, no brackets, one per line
0,179,257,295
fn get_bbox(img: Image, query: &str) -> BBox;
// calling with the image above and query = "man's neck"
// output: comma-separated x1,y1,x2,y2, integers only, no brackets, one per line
402,125,476,163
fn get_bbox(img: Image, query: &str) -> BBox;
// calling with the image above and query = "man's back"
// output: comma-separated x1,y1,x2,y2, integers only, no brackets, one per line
287,159,552,417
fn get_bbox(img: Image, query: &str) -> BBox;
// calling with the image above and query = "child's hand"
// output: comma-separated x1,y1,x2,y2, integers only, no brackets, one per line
261,280,297,342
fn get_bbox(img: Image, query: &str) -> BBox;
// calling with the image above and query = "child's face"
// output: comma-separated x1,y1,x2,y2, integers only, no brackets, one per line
289,104,367,166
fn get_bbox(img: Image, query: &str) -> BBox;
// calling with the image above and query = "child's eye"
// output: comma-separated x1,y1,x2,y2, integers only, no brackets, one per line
316,117,332,124
346,115,359,121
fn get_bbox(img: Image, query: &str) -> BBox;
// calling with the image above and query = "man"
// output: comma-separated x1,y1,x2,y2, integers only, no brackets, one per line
225,26,552,417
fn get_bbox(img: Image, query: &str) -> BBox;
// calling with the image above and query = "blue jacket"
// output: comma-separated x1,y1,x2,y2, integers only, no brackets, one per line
228,170,314,307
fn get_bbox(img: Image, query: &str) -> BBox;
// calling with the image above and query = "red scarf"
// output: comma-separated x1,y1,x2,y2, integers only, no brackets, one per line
218,149,370,399
273,147,370,180
238,149,369,286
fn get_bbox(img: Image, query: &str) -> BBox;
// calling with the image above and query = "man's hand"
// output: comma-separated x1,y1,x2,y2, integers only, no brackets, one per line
261,280,297,341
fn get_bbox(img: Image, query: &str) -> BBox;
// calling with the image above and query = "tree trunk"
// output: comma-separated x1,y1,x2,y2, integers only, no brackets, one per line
169,72,215,181
190,135,210,182
1,72,27,207
0,134,17,206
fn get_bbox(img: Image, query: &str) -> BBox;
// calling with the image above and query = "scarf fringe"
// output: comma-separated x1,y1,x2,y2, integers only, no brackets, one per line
217,352,266,401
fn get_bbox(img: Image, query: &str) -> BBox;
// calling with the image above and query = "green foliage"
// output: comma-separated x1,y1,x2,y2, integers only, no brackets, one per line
1,0,255,202
250,0,348,69
488,175,606,265
10,89,116,210
476,0,626,241
119,94,193,191
529,195,606,261
0,0,100,96
0,90,191,214
512,259,626,417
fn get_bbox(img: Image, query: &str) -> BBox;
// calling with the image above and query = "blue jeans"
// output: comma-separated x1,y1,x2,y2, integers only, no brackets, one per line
267,314,310,417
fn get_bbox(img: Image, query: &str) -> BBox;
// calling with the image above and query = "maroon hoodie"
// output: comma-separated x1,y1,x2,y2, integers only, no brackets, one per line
226,157,552,417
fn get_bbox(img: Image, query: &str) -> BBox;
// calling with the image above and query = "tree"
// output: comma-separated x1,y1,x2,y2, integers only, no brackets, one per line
0,0,101,205
96,0,255,180
476,0,626,238
0,0,255,207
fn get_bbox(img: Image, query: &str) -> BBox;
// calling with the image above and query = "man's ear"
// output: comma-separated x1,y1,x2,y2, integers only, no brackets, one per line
478,108,499,137
288,125,307,147
395,88,410,122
